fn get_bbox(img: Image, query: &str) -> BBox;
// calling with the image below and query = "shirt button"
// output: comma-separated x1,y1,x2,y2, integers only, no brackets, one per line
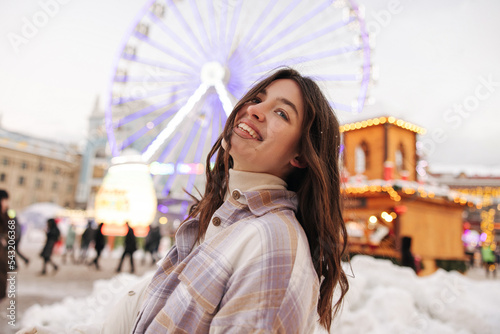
232,189,241,200
212,217,221,226
128,291,136,296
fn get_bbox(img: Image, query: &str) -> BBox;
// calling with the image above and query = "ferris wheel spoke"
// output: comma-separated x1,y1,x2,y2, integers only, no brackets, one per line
312,74,359,81
252,45,360,74
118,106,180,151
329,101,354,112
142,83,210,162
251,0,333,57
218,0,229,59
230,1,277,59
183,109,213,200
112,82,195,106
113,93,190,128
240,0,302,54
161,119,202,196
188,0,213,52
214,80,234,117
251,17,355,67
111,83,192,106
156,131,182,161
133,30,201,70
206,1,219,51
164,0,209,60
225,0,243,58
114,74,196,84
121,53,196,78
147,11,205,65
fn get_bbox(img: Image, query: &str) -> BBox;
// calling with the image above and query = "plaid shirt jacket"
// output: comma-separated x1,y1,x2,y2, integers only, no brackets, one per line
132,189,319,333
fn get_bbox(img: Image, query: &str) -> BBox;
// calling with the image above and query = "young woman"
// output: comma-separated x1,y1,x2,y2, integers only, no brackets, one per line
104,68,349,333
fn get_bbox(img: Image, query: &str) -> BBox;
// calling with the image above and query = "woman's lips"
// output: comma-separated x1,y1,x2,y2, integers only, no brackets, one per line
234,122,263,140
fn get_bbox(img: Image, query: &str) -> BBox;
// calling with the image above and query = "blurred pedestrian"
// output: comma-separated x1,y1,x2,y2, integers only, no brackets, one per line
62,223,76,264
39,218,60,275
116,222,136,273
401,236,417,273
481,244,496,278
89,223,106,270
142,223,161,266
78,220,94,264
0,189,10,300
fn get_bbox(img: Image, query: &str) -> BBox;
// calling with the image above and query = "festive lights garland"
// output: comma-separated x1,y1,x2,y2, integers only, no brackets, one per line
339,116,426,135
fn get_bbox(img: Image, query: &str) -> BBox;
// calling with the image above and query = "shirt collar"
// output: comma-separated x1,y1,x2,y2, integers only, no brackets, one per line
221,189,298,219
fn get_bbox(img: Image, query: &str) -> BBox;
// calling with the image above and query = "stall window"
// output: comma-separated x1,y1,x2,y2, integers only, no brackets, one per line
355,141,369,174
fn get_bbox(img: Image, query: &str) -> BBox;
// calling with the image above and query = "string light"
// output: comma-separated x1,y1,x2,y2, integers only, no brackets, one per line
340,116,426,134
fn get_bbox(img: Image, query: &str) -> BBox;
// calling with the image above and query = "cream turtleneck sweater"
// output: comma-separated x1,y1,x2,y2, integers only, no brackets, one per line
204,169,287,241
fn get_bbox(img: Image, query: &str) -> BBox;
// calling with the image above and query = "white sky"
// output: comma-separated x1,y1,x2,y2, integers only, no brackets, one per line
0,0,499,168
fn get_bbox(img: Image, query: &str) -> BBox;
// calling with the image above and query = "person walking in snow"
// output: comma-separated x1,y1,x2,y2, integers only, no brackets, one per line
116,222,136,273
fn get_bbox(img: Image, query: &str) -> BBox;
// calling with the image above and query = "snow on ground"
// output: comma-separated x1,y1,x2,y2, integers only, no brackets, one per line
17,255,500,334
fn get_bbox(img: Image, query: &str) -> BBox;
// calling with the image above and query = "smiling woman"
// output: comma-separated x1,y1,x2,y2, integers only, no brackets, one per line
100,68,349,334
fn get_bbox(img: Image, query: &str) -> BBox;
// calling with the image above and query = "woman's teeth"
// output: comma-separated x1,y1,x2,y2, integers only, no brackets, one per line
237,123,259,139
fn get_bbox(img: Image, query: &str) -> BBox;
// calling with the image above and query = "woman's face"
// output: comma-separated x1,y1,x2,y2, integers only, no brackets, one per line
1,198,8,214
229,79,305,179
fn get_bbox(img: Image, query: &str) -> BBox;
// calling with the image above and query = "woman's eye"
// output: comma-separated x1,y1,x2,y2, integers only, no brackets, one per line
276,110,288,121
249,97,261,104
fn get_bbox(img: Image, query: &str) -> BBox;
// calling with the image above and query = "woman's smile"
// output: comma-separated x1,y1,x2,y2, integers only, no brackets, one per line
234,121,263,141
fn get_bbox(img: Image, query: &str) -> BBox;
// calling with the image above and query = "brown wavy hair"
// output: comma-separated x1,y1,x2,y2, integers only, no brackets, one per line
187,68,348,330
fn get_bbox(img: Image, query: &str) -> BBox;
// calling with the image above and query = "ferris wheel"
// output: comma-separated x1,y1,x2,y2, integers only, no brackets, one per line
105,0,371,213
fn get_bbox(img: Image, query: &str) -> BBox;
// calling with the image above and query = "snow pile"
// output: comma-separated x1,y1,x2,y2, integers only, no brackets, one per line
20,273,149,333
326,256,500,334
19,256,500,334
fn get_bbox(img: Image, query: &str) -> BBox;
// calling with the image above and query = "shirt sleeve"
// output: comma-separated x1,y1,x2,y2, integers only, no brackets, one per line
100,272,154,334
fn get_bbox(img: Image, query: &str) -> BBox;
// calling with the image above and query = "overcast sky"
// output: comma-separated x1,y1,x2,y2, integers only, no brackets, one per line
1,0,499,171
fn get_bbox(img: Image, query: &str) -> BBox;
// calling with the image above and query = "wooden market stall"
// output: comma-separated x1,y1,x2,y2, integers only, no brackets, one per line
341,116,466,275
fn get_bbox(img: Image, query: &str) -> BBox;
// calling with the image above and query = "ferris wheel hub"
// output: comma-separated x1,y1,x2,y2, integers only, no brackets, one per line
201,61,228,86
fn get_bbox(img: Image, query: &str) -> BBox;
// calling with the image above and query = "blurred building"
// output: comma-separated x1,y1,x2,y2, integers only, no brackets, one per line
428,169,500,247
0,126,81,210
75,97,111,210
341,116,466,275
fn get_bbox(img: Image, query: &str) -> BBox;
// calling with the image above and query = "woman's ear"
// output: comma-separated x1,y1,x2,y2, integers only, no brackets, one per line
290,156,308,169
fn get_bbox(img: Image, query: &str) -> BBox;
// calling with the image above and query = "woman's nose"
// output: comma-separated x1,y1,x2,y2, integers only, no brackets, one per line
247,104,266,121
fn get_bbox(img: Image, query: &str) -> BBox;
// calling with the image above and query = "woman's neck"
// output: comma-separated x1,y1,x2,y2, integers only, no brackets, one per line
226,169,287,200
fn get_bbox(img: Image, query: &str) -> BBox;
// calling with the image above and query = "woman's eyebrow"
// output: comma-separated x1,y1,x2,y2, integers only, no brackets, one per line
277,97,298,116
259,88,298,116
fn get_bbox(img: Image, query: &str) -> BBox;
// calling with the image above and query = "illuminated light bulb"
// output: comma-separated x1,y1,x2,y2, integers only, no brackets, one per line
381,211,389,218
384,215,394,222
379,117,387,123
396,119,403,126
355,122,362,129
388,116,396,124
390,212,397,219
373,119,380,125
159,217,168,224
361,121,368,127
367,119,374,126
369,215,378,224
